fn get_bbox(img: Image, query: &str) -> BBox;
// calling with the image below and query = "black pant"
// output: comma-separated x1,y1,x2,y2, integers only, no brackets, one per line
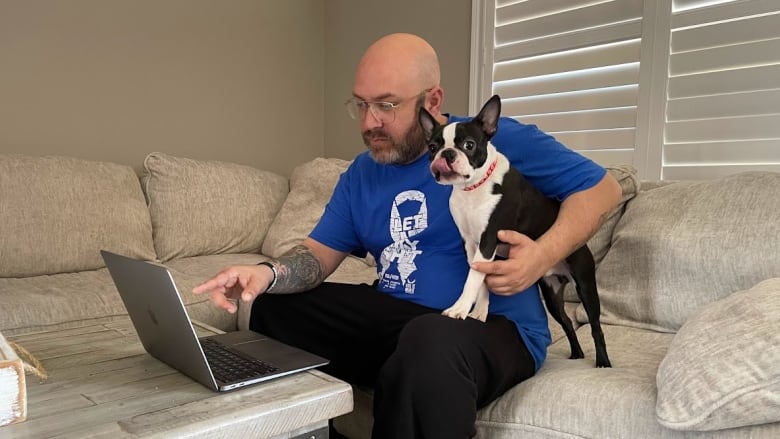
249,282,536,439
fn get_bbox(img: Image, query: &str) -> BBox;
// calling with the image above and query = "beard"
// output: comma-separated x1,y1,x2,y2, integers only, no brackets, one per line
363,119,427,165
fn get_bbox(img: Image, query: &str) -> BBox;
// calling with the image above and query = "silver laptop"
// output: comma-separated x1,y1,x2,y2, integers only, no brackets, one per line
101,250,328,392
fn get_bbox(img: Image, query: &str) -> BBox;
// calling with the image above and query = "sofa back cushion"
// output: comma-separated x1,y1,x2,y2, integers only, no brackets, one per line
262,157,354,258
593,171,780,332
142,153,288,261
0,154,156,277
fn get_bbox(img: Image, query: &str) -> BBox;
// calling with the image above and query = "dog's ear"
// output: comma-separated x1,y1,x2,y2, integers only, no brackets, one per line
418,107,438,141
474,95,501,138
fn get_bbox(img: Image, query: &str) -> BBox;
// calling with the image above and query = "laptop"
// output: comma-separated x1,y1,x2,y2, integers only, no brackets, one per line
100,250,329,391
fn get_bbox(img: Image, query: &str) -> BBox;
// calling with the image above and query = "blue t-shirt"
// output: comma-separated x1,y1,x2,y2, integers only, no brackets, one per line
310,116,606,370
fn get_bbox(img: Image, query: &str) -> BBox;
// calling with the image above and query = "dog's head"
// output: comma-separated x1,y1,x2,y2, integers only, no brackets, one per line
419,94,501,186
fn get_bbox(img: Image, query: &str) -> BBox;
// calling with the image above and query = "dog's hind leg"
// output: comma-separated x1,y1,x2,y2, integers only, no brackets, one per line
539,276,584,360
568,248,612,368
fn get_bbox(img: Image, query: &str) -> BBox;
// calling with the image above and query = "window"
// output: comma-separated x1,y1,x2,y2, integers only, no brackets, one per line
471,0,780,180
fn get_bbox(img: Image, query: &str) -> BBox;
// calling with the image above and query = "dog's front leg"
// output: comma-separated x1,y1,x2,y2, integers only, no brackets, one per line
443,250,490,321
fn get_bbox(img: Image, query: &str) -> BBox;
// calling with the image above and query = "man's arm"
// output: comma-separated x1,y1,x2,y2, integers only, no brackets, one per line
472,172,622,294
269,237,348,294
192,237,348,312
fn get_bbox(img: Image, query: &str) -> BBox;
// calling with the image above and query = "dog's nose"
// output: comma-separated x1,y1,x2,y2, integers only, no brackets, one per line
441,149,457,162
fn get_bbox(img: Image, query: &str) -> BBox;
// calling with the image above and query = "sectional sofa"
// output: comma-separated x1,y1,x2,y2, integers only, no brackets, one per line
1,152,778,438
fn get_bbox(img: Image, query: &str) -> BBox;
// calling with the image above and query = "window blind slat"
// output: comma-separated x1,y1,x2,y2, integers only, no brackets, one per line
668,64,780,98
494,39,640,82
672,12,780,53
494,20,642,62
494,63,639,98
504,85,638,117
663,164,780,180
672,0,779,28
497,0,618,25
665,139,780,164
669,38,780,76
667,89,780,121
665,114,780,142
518,107,637,132
495,0,643,46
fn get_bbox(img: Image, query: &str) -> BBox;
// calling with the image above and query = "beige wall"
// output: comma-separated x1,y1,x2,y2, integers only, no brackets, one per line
0,0,471,175
323,0,472,160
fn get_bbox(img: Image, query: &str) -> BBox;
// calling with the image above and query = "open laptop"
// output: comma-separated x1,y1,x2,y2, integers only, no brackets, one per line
100,250,328,391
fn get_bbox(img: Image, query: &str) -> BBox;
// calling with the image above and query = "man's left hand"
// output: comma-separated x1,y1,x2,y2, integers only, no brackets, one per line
470,230,555,295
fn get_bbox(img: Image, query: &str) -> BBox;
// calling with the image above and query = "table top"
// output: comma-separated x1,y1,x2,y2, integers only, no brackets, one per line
3,318,353,438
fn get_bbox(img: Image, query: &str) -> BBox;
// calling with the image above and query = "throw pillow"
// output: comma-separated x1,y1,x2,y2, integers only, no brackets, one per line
262,157,363,258
656,278,780,431
142,152,288,261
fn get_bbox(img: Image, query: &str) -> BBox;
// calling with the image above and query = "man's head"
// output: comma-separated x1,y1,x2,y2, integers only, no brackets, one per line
349,33,446,165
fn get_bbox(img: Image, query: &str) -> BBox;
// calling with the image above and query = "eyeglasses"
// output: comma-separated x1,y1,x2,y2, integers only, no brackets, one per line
344,89,431,123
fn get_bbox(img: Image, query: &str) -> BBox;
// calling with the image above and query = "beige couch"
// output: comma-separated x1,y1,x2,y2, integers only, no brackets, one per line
1,152,778,438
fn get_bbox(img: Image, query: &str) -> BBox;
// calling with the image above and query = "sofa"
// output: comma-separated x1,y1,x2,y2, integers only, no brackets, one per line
1,152,778,438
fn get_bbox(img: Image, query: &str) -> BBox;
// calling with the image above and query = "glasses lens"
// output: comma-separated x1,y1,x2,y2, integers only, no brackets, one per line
344,99,397,123
345,99,359,120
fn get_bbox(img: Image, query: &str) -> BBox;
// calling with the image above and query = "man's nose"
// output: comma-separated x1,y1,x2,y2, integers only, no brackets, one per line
362,107,383,130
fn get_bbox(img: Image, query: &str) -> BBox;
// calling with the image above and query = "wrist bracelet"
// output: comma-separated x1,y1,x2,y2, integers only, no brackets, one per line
257,261,278,293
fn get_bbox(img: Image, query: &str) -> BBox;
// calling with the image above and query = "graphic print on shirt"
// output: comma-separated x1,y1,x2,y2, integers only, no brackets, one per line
378,190,428,294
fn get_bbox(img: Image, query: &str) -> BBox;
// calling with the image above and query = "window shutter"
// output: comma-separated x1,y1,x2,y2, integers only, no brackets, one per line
484,0,645,167
662,0,780,179
473,0,780,179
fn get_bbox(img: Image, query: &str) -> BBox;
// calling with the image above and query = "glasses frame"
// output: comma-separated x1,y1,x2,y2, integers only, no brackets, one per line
344,89,431,124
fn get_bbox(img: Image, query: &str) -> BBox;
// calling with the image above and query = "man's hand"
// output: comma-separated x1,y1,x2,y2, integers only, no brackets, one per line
470,230,555,295
192,264,274,314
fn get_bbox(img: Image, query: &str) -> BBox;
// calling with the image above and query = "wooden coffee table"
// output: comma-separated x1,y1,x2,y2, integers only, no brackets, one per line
2,318,353,438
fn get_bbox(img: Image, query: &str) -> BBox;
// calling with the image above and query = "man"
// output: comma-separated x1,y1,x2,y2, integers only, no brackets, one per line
194,33,621,438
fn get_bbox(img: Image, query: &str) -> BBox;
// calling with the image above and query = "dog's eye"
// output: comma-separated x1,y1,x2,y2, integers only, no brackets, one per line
463,140,476,151
428,143,438,152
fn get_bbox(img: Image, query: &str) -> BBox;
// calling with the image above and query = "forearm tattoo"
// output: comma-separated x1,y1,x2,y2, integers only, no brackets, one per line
268,245,324,294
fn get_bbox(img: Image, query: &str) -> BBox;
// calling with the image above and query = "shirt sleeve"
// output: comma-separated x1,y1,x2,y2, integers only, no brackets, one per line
493,117,606,200
308,163,364,255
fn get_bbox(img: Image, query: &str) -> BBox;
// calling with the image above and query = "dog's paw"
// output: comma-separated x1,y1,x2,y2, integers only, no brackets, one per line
468,307,488,322
442,305,470,320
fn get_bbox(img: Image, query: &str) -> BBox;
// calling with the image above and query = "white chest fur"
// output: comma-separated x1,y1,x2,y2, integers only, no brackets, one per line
448,147,509,251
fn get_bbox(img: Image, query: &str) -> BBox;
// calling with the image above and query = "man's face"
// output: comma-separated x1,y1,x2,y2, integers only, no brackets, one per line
357,92,429,165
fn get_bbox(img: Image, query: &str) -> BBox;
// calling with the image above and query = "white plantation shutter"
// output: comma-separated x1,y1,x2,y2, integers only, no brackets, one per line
662,0,780,179
471,0,780,180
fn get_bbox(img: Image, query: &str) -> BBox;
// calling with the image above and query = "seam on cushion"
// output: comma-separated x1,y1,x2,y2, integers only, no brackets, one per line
142,152,159,209
476,419,587,438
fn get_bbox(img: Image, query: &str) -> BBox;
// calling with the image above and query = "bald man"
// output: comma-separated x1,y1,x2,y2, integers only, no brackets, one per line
194,33,621,439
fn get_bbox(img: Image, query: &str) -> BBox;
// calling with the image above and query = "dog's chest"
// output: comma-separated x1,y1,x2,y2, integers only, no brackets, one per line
449,182,502,243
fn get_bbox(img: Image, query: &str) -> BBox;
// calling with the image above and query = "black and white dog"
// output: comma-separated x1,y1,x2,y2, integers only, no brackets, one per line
419,95,611,368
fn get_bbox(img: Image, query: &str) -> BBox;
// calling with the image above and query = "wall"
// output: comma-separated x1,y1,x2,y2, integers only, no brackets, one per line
0,0,325,176
0,0,472,174
323,0,472,160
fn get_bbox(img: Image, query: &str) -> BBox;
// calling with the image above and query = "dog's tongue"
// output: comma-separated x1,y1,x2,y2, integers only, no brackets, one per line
432,157,453,174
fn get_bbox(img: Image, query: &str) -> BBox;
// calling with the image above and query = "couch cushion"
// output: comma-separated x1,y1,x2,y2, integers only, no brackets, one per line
588,164,641,266
656,278,780,431
261,157,376,268
142,152,288,261
262,157,350,256
0,154,155,277
592,171,780,332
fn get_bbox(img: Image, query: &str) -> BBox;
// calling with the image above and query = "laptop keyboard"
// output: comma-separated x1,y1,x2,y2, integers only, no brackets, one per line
200,338,280,383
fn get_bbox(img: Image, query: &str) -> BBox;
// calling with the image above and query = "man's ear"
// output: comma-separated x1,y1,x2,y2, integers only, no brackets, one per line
474,94,501,138
418,107,438,141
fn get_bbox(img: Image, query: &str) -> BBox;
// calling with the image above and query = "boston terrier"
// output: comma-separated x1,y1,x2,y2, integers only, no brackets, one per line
419,95,611,368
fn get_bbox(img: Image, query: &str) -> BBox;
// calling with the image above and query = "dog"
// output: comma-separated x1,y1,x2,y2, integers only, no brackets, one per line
419,95,611,368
